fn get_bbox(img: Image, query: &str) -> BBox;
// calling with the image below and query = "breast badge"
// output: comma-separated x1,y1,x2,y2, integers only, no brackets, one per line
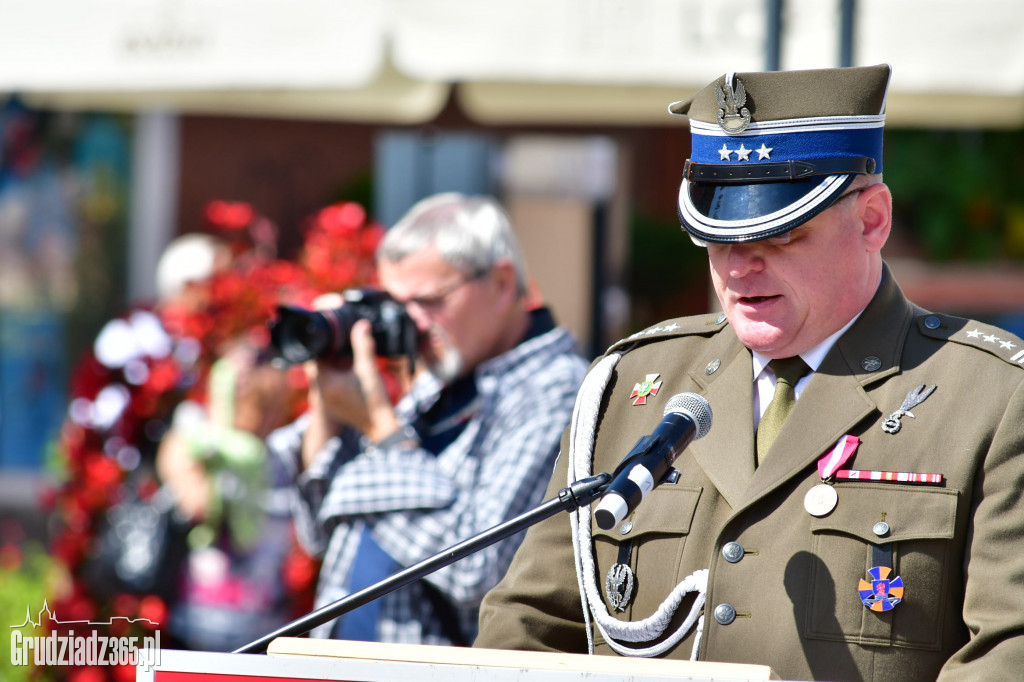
858,566,904,612
605,562,635,612
881,384,936,434
629,373,663,406
804,484,838,517
805,435,860,516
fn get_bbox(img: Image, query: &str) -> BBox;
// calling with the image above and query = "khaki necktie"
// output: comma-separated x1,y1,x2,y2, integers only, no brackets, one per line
756,356,810,465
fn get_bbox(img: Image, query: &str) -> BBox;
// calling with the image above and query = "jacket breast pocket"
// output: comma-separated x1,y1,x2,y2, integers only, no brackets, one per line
805,484,959,650
592,485,702,617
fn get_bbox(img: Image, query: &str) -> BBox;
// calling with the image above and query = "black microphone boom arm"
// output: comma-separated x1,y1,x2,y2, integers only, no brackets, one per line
233,472,611,654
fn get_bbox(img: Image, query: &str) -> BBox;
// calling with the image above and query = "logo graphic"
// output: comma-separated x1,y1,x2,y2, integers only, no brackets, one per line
629,374,663,406
9,601,161,671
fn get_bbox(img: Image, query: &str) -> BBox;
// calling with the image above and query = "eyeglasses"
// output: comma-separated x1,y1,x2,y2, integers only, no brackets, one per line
694,185,872,249
834,186,868,205
760,187,869,246
398,271,487,313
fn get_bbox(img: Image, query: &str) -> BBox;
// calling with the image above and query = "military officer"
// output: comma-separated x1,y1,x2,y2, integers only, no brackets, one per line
475,64,1024,681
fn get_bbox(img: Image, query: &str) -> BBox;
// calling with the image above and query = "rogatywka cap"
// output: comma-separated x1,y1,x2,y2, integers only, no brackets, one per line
671,64,891,244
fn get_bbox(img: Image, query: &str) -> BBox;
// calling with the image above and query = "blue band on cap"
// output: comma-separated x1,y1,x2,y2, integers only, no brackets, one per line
690,125,884,174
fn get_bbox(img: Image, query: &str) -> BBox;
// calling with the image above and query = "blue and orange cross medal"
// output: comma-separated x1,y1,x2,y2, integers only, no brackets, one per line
630,374,663,405
858,566,904,612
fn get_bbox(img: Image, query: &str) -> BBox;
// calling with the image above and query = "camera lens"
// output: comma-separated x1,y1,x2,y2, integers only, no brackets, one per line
270,307,351,364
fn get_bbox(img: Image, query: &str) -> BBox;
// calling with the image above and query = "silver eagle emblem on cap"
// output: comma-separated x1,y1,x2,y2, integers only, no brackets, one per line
716,75,751,134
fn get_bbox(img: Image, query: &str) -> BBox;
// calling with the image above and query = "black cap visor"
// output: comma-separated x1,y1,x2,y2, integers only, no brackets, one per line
679,174,854,244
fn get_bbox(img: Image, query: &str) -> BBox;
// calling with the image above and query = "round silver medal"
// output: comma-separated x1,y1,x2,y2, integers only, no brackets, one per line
804,483,838,516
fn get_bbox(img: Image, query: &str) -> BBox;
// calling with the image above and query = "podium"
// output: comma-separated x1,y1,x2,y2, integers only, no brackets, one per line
138,638,778,681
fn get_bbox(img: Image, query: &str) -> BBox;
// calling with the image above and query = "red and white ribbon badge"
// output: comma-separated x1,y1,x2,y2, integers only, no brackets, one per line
817,434,860,480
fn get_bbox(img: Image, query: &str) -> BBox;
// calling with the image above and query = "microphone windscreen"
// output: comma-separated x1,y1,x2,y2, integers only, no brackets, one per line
663,392,713,440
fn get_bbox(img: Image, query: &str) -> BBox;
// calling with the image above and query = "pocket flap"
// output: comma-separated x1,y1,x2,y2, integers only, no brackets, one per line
592,485,702,539
809,483,958,543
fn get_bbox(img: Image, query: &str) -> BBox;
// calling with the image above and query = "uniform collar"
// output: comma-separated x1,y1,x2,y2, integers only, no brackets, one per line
751,307,865,381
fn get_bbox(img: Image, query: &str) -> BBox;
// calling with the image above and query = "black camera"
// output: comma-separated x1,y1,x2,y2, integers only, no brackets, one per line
269,288,420,368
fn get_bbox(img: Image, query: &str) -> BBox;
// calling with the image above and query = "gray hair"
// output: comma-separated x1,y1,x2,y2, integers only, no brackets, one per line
378,193,529,295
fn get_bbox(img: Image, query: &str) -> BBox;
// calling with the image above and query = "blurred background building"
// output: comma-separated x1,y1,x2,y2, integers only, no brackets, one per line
1,0,1023,519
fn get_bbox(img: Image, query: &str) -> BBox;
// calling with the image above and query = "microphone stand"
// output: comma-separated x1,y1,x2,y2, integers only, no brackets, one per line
234,472,611,654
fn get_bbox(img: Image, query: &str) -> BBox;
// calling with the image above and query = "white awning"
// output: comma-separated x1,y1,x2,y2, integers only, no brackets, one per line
2,0,1023,127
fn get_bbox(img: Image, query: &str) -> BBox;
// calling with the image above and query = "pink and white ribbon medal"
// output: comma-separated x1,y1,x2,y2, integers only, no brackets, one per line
804,434,860,517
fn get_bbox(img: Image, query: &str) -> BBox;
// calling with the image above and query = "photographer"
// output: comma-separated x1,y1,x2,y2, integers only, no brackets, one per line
268,193,588,644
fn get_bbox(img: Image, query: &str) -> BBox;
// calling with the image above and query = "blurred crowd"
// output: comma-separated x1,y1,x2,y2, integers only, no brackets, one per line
43,197,385,678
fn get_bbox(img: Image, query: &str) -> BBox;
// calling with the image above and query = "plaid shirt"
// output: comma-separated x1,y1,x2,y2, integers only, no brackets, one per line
269,315,587,643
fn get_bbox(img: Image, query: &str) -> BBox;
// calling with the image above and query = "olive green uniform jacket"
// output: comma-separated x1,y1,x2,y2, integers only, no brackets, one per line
476,266,1024,681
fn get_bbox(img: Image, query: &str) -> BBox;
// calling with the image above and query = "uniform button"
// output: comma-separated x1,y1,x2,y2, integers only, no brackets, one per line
713,603,736,625
924,315,941,330
872,521,890,537
619,521,633,535
721,542,744,563
716,313,727,325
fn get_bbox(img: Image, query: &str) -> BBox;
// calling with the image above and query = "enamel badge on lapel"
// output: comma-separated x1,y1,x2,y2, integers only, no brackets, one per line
605,563,635,612
858,566,904,612
881,384,936,434
630,374,663,406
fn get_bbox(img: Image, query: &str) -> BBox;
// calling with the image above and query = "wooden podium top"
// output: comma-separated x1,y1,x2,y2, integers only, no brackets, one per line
266,637,779,681
142,637,778,681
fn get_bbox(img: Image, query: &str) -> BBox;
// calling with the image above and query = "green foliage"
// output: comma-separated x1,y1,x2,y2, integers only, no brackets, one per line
0,544,52,681
628,212,711,328
884,129,1024,262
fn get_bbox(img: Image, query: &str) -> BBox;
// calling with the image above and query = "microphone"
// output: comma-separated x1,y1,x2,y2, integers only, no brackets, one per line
593,392,712,530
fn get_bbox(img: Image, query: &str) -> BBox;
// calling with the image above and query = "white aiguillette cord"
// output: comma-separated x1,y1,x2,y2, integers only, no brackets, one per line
567,352,708,659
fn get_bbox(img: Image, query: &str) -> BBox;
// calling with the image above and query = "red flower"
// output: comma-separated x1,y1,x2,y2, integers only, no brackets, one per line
282,548,320,594
360,225,385,255
137,595,167,629
146,358,182,394
112,593,140,619
110,663,136,679
51,529,89,568
204,200,255,231
67,667,107,682
111,664,137,682
318,202,366,235
0,543,22,571
107,615,130,637
53,585,97,624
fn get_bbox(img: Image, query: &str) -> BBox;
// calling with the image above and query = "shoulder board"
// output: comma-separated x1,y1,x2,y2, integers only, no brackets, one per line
606,312,728,354
917,313,1024,369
